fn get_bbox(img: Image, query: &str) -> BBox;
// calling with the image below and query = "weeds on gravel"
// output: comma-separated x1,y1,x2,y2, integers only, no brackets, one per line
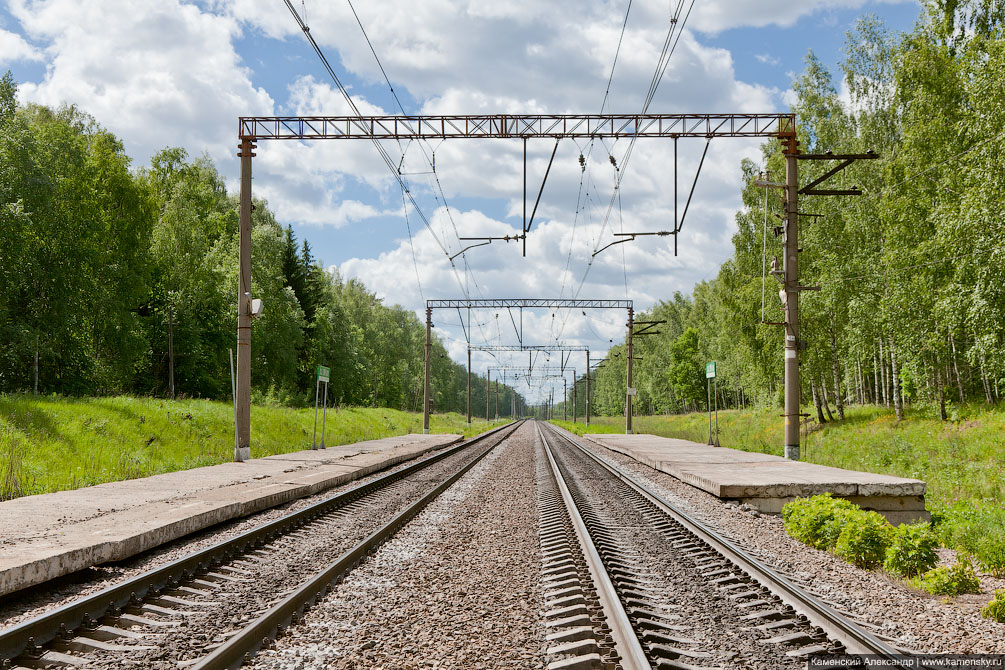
883,523,939,577
834,510,894,569
782,494,858,550
931,499,1005,577
908,555,982,596
981,590,1005,623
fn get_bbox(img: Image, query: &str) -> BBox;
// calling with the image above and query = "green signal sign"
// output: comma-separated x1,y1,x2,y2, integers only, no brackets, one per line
705,361,716,379
317,365,330,382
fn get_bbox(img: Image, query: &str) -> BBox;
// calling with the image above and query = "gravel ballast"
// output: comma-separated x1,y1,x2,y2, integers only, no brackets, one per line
251,421,545,670
566,426,1005,655
0,439,475,629
25,437,505,669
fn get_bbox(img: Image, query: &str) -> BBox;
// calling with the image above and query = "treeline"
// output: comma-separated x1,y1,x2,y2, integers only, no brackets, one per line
587,2,1005,422
0,73,519,416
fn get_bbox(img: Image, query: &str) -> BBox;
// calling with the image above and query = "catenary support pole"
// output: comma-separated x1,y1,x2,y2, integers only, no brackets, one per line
495,376,499,421
235,138,255,463
563,377,568,421
586,350,591,426
626,306,634,435
486,370,491,422
423,306,431,434
466,347,471,425
573,378,577,423
783,138,801,460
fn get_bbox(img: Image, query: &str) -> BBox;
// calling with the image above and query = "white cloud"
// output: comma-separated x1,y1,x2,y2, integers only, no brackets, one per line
687,0,915,34
755,53,781,66
10,0,273,166
3,0,888,397
302,199,396,229
0,27,42,62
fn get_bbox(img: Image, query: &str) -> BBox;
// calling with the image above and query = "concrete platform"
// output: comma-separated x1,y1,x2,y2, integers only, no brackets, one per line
0,433,462,597
581,434,928,524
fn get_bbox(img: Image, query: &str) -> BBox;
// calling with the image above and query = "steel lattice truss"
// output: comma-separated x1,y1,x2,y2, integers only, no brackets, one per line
489,366,575,373
239,114,795,141
428,299,632,310
471,345,590,352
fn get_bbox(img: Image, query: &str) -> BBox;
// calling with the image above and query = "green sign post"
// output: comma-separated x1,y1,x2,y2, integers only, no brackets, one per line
313,364,331,449
706,361,719,446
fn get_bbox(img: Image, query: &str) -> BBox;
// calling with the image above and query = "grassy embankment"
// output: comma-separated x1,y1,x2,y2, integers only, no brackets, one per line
553,404,1005,572
0,394,505,500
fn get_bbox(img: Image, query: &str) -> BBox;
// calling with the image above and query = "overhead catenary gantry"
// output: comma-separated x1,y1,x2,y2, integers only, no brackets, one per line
471,344,593,426
423,298,635,435
234,111,825,462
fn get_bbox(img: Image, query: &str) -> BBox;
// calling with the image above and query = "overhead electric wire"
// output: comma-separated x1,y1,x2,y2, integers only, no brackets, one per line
401,189,425,301
346,0,494,307
600,0,633,115
573,0,695,301
547,0,695,360
342,0,503,351
282,0,473,302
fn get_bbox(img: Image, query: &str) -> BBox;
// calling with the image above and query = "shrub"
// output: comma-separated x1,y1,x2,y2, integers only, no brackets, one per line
981,590,1005,623
974,536,1005,578
931,500,1005,577
884,523,939,577
782,494,859,550
908,555,982,596
834,509,895,569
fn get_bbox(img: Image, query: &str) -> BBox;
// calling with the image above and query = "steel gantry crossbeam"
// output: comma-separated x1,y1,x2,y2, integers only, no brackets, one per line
427,299,633,310
233,112,805,462
469,344,590,352
239,114,796,142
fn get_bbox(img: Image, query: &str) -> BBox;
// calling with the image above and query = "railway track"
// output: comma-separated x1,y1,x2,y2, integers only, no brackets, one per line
0,421,521,670
537,421,911,669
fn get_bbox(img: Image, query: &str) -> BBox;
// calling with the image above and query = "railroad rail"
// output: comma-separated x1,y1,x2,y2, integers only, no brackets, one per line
0,421,522,669
537,421,911,668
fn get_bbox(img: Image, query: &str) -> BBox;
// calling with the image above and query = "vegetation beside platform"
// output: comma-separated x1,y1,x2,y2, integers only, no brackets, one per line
0,394,503,500
552,403,1005,574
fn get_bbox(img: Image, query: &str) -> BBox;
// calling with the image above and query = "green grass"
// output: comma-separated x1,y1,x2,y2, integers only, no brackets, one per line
0,394,505,500
553,403,1005,572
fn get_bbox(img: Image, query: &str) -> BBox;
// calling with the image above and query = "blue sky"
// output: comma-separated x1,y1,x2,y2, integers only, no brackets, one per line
0,0,922,399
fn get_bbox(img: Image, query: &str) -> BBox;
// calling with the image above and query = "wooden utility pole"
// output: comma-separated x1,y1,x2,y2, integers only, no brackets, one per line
626,306,634,435
423,306,431,434
235,139,255,463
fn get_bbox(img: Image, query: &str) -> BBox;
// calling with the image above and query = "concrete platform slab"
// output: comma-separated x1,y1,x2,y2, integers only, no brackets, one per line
0,433,461,597
580,433,928,524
